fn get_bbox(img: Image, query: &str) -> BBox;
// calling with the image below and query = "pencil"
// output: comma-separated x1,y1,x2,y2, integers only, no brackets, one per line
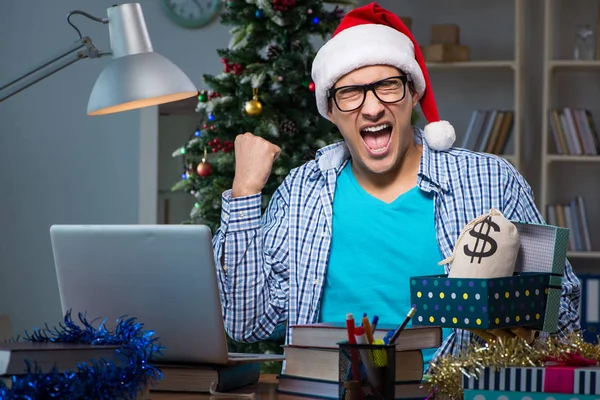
388,306,416,345
362,315,374,344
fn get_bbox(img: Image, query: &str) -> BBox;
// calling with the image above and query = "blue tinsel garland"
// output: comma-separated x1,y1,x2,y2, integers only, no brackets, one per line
0,310,164,400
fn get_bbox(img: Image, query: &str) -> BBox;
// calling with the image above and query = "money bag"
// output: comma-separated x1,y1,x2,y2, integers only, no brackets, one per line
442,208,520,279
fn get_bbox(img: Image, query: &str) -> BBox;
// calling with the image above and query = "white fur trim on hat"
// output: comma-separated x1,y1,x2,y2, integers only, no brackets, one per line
311,24,426,120
424,120,455,151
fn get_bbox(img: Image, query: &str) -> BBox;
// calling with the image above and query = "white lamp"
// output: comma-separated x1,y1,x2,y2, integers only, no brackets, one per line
0,3,198,116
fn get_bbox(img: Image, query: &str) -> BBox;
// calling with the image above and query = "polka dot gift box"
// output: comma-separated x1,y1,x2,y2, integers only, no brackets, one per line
410,272,550,330
410,221,569,332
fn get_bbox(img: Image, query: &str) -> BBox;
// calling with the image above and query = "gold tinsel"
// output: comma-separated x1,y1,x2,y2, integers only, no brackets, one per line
424,332,600,400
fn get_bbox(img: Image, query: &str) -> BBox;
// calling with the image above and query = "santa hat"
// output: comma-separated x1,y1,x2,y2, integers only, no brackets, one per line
311,2,455,151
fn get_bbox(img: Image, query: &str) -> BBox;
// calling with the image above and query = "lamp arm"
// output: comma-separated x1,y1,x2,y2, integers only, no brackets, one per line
67,10,108,39
0,9,110,104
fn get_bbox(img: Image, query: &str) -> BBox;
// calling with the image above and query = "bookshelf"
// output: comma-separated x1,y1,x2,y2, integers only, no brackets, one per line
413,0,524,171
540,0,600,262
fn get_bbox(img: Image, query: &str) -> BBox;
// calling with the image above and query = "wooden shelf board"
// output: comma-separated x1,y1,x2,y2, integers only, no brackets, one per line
567,251,600,259
546,154,600,163
426,60,516,69
550,60,600,70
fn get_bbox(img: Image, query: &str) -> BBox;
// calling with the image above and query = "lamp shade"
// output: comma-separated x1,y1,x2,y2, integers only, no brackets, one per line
87,3,197,116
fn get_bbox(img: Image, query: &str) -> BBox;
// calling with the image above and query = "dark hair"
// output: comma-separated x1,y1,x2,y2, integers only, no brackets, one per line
407,78,416,96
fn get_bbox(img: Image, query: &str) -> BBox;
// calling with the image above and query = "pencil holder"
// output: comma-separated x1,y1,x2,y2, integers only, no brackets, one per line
337,341,396,400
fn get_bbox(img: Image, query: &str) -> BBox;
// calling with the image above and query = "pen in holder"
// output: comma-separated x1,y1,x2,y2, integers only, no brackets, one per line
338,341,396,400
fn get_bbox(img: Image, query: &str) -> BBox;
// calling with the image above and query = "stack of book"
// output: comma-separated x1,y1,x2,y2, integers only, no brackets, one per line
150,362,262,393
276,322,443,399
0,342,263,396
0,342,121,389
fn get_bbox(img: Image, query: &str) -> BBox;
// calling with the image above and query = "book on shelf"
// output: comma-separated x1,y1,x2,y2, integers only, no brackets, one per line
546,195,592,252
461,109,514,155
0,342,121,376
276,374,430,400
577,274,600,344
289,322,442,351
548,108,600,155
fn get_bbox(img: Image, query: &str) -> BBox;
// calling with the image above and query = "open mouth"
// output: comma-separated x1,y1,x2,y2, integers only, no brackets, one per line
360,124,393,154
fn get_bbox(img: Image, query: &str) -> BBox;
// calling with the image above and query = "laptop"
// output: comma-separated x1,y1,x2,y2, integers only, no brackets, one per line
49,224,285,365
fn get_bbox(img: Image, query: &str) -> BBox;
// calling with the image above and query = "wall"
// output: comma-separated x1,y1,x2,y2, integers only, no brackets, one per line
157,114,198,225
0,0,228,335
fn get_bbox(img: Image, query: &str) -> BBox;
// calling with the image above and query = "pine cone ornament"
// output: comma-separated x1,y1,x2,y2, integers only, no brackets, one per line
280,120,297,135
267,45,282,60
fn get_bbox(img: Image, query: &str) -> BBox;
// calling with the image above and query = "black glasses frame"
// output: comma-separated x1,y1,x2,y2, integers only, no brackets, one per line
327,75,410,113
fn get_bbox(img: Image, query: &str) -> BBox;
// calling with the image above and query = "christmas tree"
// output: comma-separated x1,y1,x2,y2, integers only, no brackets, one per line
171,0,356,373
171,0,357,234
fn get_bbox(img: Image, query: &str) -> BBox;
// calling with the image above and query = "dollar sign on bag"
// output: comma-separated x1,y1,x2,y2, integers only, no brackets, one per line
464,216,499,263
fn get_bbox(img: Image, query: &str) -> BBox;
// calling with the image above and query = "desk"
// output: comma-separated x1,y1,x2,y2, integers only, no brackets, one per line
146,374,295,400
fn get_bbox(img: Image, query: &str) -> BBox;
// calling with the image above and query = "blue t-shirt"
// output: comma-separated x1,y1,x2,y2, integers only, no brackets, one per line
319,160,452,370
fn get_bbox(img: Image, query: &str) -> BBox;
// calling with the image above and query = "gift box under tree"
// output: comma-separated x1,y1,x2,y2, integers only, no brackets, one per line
410,221,569,332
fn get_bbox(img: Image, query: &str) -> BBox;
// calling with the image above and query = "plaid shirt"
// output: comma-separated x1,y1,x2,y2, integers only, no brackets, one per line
212,128,581,359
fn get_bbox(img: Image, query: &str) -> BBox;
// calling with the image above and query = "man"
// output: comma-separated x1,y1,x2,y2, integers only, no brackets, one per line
212,2,581,367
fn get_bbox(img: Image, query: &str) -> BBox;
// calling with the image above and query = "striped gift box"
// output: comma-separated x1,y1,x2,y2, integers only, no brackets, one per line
576,368,600,395
462,366,600,395
463,389,600,400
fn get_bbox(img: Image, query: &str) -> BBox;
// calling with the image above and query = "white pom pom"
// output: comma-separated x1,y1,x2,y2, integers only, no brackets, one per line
424,120,456,151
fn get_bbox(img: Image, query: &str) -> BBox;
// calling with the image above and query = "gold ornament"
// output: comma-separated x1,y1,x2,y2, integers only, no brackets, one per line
244,87,262,116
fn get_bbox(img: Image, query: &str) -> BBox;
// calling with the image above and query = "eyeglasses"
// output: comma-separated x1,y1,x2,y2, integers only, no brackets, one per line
327,75,410,113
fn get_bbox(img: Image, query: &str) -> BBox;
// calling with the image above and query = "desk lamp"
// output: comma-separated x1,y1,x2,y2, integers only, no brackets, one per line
0,3,198,115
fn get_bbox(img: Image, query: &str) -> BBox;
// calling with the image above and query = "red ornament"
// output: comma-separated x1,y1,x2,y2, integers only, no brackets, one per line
196,147,213,177
308,81,316,92
196,160,213,177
